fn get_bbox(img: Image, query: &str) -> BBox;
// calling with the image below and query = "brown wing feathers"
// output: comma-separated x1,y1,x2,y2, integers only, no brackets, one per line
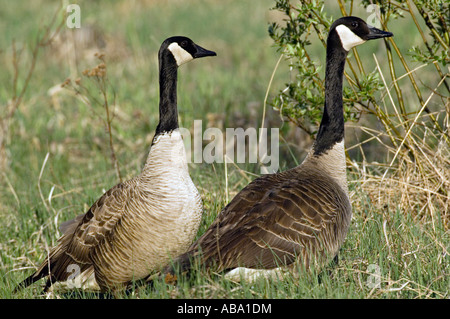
15,182,131,292
174,168,349,274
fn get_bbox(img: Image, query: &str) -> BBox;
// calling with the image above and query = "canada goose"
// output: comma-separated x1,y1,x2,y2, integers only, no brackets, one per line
15,36,216,293
165,17,393,282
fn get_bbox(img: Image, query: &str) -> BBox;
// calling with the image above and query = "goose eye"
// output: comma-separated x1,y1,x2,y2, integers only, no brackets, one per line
351,21,358,28
181,40,188,48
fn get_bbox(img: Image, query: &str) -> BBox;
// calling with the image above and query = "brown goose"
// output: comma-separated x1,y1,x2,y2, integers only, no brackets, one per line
165,17,393,282
15,36,216,293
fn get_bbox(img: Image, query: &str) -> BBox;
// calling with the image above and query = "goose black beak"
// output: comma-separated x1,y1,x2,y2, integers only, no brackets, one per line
193,44,217,58
366,26,393,40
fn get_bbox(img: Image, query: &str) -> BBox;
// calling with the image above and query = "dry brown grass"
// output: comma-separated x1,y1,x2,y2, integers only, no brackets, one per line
348,105,449,231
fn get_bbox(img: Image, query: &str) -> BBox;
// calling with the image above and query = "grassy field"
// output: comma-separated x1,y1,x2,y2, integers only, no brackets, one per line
0,0,448,299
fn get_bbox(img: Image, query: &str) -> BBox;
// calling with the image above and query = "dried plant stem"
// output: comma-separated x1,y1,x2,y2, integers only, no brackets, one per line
384,40,408,123
38,153,51,213
66,58,123,183
101,83,122,182
385,22,445,136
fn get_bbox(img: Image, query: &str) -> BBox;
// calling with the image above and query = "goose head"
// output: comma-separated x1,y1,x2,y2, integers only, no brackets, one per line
160,36,216,67
331,16,393,51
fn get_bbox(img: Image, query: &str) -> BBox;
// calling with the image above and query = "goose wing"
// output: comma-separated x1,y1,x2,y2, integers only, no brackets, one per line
18,180,136,290
52,181,136,277
191,171,349,271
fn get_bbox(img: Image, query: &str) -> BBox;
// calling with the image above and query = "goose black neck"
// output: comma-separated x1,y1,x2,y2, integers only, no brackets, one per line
313,30,348,156
155,51,179,136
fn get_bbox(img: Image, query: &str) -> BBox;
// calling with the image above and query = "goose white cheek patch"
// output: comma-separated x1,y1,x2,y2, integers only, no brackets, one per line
335,24,366,51
168,42,193,66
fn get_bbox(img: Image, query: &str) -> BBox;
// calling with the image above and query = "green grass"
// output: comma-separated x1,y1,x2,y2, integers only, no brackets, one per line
0,0,448,299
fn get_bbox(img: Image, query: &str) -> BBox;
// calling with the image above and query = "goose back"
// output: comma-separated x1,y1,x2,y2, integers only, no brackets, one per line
176,157,351,274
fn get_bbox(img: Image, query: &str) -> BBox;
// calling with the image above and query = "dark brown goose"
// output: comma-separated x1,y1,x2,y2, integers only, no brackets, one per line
165,17,393,282
15,36,216,293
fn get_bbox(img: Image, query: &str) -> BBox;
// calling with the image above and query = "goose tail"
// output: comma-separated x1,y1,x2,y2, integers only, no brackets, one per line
13,265,52,293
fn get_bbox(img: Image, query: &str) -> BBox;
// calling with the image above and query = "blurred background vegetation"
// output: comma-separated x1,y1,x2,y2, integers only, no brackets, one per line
0,0,448,298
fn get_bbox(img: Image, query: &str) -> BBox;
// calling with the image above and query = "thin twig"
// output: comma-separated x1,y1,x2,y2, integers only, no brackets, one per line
382,75,447,180
259,53,284,165
38,152,51,212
